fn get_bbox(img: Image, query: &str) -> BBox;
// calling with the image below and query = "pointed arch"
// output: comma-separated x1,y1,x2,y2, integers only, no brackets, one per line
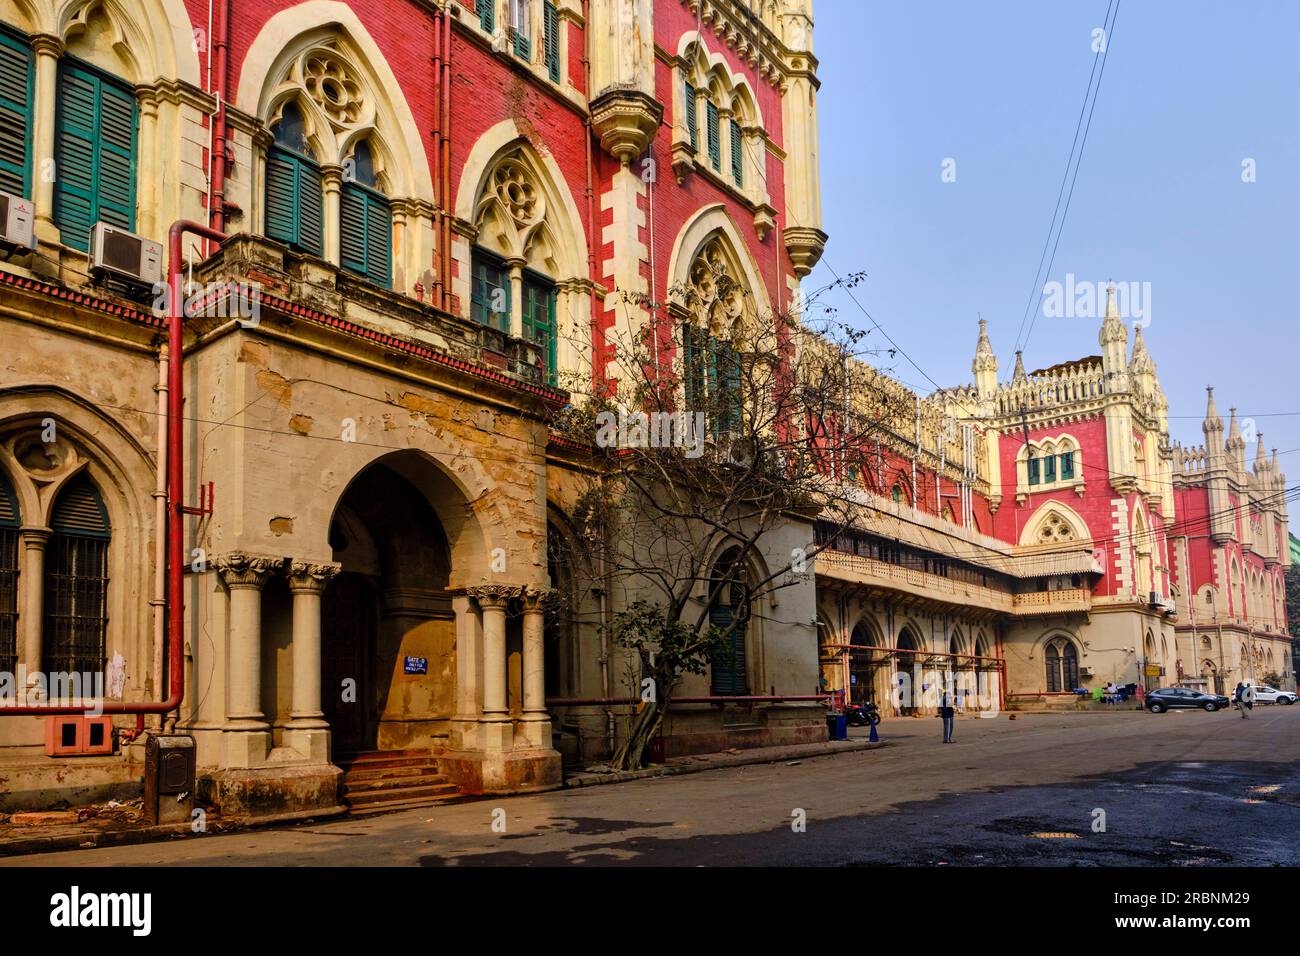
236,1,433,202
55,0,199,84
667,203,772,327
1019,500,1090,547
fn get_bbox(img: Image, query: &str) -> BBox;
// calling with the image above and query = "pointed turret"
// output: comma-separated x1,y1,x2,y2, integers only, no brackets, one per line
1130,323,1155,395
1254,431,1268,476
972,317,998,400
1099,283,1129,385
1227,407,1248,479
1011,350,1027,385
1203,387,1233,544
1202,386,1223,436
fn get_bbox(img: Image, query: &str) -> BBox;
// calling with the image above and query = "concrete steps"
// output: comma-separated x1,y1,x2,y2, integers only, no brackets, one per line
336,750,462,816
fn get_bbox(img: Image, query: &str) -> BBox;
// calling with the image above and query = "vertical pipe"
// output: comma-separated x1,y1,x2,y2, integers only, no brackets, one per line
431,5,444,305
442,8,452,311
151,345,169,706
581,0,600,389
209,0,230,236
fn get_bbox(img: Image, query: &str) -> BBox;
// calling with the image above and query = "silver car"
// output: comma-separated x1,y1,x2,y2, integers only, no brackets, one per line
1249,685,1297,705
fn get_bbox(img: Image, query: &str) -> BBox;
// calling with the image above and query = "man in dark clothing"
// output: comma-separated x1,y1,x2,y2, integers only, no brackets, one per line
939,692,955,743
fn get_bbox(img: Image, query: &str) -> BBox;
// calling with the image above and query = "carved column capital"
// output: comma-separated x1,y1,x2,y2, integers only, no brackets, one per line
217,552,280,590
288,561,342,594
521,585,554,612
29,34,63,59
466,584,520,609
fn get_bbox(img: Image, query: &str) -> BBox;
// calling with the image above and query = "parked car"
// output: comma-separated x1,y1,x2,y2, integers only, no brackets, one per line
1249,685,1296,705
1145,687,1231,713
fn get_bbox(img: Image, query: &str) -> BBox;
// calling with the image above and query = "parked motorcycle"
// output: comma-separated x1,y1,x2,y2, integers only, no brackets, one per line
845,701,881,727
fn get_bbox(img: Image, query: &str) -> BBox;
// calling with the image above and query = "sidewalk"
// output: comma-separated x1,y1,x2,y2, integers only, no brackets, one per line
0,736,886,857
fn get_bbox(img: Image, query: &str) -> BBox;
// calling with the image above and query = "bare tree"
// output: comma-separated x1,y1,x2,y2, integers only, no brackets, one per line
549,266,914,770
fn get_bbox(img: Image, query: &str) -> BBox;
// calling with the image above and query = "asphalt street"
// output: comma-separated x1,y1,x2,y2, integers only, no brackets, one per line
5,705,1297,866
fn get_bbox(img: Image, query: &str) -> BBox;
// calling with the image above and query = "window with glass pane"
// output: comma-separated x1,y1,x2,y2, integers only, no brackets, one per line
1027,456,1040,485
1060,452,1075,479
43,476,109,676
265,102,324,255
522,270,557,386
471,249,510,330
1043,454,1056,483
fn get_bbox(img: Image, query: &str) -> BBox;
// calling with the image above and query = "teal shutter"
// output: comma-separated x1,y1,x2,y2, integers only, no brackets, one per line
0,29,32,198
1027,457,1040,485
265,145,323,256
684,82,697,152
1043,453,1056,483
54,60,138,251
478,0,494,32
340,182,391,288
683,324,704,410
706,101,720,170
471,251,509,331
729,118,743,185
1060,452,1075,479
522,275,556,386
544,1,560,82
709,585,748,696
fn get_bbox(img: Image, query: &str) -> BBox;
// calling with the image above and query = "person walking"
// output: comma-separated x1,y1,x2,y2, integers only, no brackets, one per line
939,691,955,744
1241,682,1256,719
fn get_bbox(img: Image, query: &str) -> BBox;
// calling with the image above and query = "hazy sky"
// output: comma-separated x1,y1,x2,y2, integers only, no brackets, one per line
806,0,1299,470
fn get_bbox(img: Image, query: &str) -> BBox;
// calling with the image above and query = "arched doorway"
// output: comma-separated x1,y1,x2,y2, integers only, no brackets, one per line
849,621,887,709
324,462,454,754
896,627,922,715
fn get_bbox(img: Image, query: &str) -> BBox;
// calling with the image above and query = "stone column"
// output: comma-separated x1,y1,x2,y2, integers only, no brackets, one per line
28,35,62,244
321,164,343,266
449,591,484,751
506,258,526,338
19,528,49,695
469,584,517,752
285,561,340,763
519,586,552,748
217,552,278,768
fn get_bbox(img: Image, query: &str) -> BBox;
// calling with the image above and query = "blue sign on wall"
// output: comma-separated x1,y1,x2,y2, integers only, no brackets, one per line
404,656,428,675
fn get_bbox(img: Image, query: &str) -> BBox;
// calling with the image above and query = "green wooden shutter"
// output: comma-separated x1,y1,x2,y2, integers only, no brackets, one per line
709,589,748,696
0,470,19,527
478,0,495,32
265,146,323,256
1027,457,1040,485
706,101,720,170
1060,452,1075,479
471,251,509,331
544,1,560,82
1043,453,1056,483
684,82,697,152
0,29,32,198
522,275,556,386
50,475,110,538
53,60,137,251
683,324,704,410
729,118,743,185
340,182,391,287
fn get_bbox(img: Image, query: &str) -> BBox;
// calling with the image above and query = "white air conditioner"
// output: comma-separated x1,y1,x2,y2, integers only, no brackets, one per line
0,190,35,249
89,222,162,288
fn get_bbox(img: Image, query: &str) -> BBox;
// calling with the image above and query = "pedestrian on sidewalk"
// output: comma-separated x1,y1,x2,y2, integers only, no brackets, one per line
939,692,955,743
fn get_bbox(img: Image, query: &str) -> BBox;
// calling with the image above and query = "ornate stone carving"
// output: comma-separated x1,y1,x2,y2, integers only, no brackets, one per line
300,46,364,127
589,89,664,165
520,585,554,612
217,552,281,589
783,225,828,277
288,561,342,593
466,583,520,608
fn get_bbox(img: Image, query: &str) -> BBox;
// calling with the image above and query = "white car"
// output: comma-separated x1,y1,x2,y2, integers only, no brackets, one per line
1249,685,1296,705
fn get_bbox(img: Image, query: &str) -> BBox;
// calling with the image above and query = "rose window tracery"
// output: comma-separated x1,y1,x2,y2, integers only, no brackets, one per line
1037,512,1076,543
688,239,746,335
489,158,544,226
301,49,364,126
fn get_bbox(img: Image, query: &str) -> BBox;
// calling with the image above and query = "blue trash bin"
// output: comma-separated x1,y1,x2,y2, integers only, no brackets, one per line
826,713,848,741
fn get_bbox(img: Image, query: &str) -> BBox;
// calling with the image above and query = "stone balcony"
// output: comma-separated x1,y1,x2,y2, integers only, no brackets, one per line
190,233,557,394
815,549,1092,619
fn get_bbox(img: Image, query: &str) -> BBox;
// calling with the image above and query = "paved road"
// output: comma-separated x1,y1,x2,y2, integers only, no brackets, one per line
5,706,1298,866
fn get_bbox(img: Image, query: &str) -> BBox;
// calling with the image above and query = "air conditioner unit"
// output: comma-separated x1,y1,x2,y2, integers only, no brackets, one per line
0,189,35,249
89,222,162,288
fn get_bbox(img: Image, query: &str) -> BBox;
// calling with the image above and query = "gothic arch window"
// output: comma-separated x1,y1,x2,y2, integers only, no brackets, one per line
1021,434,1081,491
0,469,19,673
708,548,751,696
471,146,562,384
1044,636,1078,693
265,100,324,255
340,139,392,287
43,473,111,675
680,235,748,435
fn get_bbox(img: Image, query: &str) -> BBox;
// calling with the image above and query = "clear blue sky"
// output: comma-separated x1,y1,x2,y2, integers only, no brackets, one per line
807,0,1300,468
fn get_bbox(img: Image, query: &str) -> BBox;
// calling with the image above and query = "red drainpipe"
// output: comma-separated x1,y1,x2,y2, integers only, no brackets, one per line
430,5,444,306
440,7,452,311
1,222,225,735
580,0,601,390
209,0,230,239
